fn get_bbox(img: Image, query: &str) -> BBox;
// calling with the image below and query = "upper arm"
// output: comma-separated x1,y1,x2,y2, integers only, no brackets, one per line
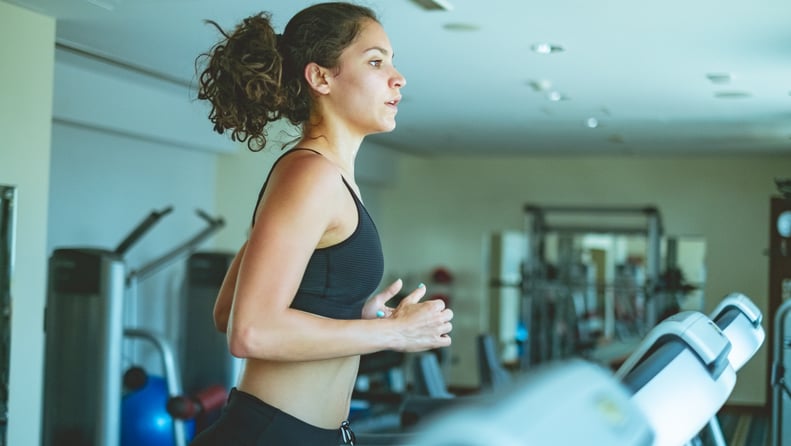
227,153,345,343
213,241,246,333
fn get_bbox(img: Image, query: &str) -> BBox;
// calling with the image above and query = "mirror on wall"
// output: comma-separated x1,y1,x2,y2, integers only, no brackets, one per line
0,185,15,446
488,205,707,369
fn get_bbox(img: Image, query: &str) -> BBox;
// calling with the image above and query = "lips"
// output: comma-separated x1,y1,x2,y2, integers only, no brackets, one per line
386,96,401,107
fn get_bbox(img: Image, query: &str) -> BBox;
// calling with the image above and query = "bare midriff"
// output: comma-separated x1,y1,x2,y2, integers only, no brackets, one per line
236,354,361,429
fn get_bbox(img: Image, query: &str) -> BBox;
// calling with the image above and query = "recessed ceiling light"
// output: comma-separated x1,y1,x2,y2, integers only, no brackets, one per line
706,73,732,84
443,23,480,31
586,118,599,128
714,91,752,99
410,0,454,11
547,91,569,101
531,43,564,54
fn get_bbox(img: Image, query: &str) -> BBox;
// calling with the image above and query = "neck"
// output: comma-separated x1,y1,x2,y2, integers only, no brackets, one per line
301,123,363,179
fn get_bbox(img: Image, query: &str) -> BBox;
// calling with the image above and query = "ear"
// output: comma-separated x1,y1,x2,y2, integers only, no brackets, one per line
304,62,331,95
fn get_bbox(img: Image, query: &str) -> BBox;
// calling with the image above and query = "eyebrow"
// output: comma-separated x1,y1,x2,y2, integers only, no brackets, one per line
364,46,393,58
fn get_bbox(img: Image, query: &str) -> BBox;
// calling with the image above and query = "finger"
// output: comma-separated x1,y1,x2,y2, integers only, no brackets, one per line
375,282,401,307
429,299,446,312
380,278,403,300
401,283,427,305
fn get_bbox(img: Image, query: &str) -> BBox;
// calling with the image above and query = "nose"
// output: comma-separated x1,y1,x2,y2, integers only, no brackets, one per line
391,68,406,88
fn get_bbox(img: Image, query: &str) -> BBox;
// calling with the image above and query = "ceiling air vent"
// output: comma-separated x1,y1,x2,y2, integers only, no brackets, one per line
410,0,454,11
86,0,121,11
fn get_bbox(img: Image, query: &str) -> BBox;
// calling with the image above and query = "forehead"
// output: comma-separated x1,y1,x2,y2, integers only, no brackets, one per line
347,19,393,55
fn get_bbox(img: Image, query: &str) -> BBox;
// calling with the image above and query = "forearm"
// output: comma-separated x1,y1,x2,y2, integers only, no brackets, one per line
227,308,402,361
228,276,452,361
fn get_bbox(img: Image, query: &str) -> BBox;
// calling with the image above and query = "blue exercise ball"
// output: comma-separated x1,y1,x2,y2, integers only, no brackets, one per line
121,374,194,446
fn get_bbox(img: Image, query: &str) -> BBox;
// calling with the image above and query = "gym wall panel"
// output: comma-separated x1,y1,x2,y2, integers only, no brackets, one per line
0,2,55,445
53,47,235,155
377,153,791,407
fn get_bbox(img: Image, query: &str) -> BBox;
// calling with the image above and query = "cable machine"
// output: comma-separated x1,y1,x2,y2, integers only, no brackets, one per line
41,207,223,446
770,179,791,446
520,204,664,369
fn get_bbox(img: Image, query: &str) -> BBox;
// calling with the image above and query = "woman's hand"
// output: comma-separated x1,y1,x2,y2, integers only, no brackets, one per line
362,279,403,319
389,283,454,352
363,279,453,352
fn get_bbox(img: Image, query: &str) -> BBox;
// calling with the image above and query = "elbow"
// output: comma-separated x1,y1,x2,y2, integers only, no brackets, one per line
227,323,269,359
227,325,253,358
213,308,229,333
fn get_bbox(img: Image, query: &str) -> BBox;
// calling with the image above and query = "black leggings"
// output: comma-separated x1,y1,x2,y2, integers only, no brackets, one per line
189,388,353,446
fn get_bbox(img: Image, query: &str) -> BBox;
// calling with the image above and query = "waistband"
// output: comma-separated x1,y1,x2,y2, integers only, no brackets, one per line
228,388,356,445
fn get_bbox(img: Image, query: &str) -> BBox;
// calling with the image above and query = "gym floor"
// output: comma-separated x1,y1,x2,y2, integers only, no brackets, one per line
699,408,770,446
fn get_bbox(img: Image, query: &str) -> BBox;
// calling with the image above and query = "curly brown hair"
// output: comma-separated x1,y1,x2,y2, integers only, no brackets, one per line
196,2,378,151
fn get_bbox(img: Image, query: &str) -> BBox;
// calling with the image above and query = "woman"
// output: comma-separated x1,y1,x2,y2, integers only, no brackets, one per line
190,2,454,445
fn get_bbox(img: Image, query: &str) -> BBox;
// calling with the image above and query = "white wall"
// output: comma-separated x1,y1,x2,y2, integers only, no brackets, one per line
377,153,791,405
0,3,54,444
53,48,235,154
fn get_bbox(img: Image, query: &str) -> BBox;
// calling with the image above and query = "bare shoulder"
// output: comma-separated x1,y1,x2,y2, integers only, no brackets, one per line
258,150,345,216
270,150,341,189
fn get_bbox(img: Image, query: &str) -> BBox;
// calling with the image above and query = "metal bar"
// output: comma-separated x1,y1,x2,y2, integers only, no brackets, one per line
525,204,659,215
543,225,649,235
114,207,173,256
129,210,224,282
123,329,187,446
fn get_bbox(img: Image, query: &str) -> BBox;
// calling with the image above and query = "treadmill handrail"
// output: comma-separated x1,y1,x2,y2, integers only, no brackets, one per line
615,311,732,381
710,292,762,327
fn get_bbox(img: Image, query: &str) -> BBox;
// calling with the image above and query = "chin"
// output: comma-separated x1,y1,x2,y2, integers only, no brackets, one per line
382,120,398,133
369,124,397,135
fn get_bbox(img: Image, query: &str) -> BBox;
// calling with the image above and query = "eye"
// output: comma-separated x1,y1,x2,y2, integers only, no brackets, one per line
369,59,383,68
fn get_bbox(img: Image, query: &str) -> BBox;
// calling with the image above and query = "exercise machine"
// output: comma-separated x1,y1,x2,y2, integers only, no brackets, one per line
409,359,654,446
773,297,791,446
355,308,738,446
710,293,764,373
702,292,765,446
405,311,735,446
615,311,736,446
41,207,223,446
167,251,238,434
476,333,512,392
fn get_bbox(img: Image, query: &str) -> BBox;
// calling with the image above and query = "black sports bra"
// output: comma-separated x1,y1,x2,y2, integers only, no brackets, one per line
251,148,384,319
